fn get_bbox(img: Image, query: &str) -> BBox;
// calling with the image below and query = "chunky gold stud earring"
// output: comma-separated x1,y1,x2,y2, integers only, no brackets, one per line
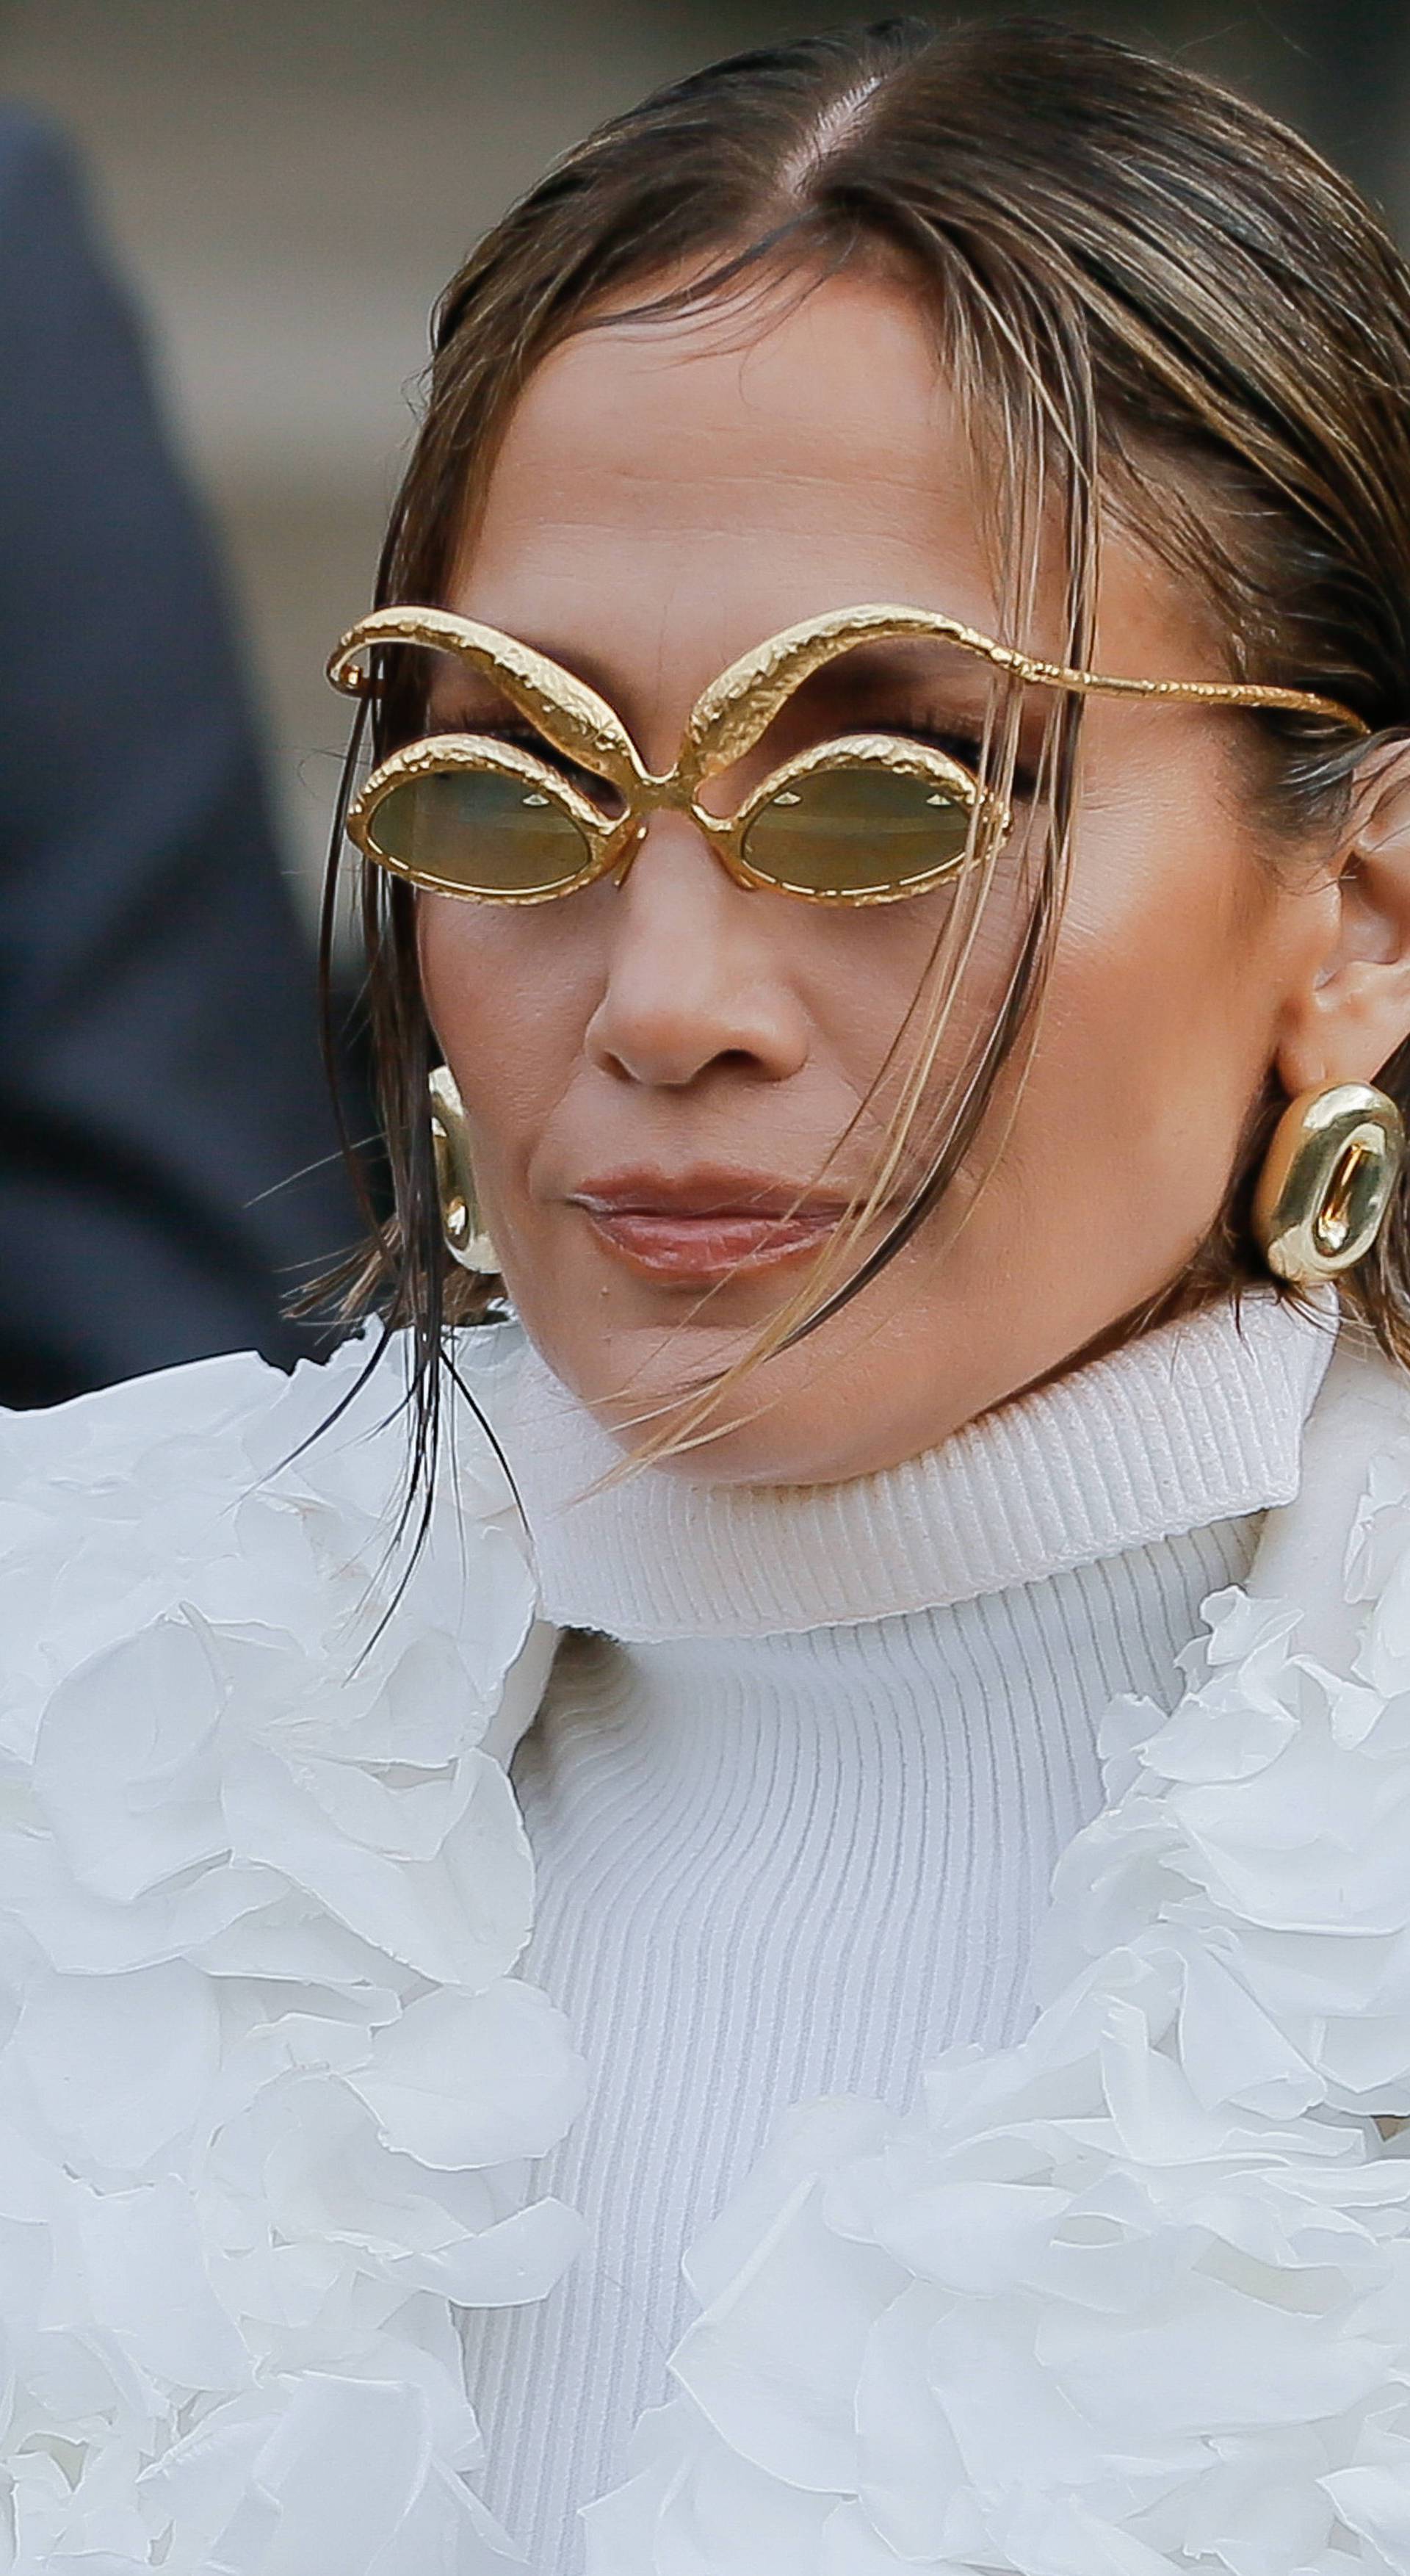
427,1065,499,1274
1252,1080,1404,1285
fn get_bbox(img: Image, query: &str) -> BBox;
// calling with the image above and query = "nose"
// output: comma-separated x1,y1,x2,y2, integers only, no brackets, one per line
584,814,811,1090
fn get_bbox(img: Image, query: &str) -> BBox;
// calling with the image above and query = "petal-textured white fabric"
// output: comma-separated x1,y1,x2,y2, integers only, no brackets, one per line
582,1330,1410,2575
4,1296,1410,2575
0,1340,577,2575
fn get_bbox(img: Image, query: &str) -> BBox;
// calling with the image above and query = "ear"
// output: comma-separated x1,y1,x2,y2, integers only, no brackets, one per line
1275,738,1410,1095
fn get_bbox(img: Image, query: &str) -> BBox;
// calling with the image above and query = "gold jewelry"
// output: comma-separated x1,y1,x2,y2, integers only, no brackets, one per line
1252,1080,1403,1284
427,1065,499,1274
328,603,1367,912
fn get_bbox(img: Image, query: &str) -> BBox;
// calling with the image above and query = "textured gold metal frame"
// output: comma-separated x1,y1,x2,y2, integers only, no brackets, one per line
327,603,1370,908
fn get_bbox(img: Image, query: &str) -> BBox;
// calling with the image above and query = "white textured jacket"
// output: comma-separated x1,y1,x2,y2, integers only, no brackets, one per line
2,1321,1410,2573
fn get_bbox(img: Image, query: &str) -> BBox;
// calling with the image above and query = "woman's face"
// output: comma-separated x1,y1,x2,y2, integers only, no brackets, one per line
419,266,1340,1482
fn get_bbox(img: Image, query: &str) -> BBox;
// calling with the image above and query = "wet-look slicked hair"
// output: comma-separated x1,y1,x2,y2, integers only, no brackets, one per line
319,13,1410,1481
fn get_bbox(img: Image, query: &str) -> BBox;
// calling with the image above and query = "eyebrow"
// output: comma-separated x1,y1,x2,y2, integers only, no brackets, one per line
792,638,1006,696
422,685,516,732
423,631,1007,724
427,631,627,706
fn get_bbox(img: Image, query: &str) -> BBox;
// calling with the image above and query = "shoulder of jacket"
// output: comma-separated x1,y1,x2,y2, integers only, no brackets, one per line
0,1319,543,1744
0,1338,580,2569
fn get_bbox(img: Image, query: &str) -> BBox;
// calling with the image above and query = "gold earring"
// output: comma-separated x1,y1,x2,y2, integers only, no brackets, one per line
1252,1080,1403,1285
428,1065,499,1274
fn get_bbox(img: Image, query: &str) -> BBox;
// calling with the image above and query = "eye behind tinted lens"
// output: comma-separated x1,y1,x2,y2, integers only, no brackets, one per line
365,768,593,895
742,765,976,896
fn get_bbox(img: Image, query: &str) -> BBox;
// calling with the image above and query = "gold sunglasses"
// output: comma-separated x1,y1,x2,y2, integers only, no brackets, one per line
328,603,1368,909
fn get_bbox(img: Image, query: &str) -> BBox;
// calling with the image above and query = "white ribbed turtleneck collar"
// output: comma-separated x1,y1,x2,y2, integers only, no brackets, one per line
491,1291,1334,1644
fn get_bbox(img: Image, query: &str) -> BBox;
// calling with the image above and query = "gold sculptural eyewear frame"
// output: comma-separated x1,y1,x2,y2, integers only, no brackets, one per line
327,602,1370,909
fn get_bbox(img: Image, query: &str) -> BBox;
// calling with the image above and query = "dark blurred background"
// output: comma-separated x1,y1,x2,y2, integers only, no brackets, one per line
0,0,1406,1399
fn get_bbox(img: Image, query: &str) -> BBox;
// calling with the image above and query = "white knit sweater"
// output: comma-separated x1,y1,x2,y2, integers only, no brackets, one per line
464,1293,1333,2572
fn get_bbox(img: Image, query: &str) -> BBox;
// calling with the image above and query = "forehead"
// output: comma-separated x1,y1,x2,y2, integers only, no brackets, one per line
443,264,1216,729
446,271,1001,710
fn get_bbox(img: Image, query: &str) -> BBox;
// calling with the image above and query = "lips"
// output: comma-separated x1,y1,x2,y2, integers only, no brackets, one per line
570,1169,847,1282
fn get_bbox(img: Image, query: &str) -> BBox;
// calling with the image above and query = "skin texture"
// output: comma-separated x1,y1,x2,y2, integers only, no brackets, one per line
419,266,1410,1483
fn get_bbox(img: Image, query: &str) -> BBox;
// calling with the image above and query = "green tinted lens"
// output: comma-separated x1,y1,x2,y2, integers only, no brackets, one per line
365,768,593,897
741,764,976,897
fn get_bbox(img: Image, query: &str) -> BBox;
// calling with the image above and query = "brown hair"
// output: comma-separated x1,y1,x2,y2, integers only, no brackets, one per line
321,12,1410,1477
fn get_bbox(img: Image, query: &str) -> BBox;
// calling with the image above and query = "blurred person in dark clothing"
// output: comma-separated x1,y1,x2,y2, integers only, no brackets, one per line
0,109,356,1406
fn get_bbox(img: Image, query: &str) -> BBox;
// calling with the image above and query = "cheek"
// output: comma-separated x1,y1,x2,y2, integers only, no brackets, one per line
417,897,594,1147
1022,789,1279,1220
789,890,1010,1088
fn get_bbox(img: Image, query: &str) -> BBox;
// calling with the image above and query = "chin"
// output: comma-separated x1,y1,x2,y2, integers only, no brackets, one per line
538,1314,933,1488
